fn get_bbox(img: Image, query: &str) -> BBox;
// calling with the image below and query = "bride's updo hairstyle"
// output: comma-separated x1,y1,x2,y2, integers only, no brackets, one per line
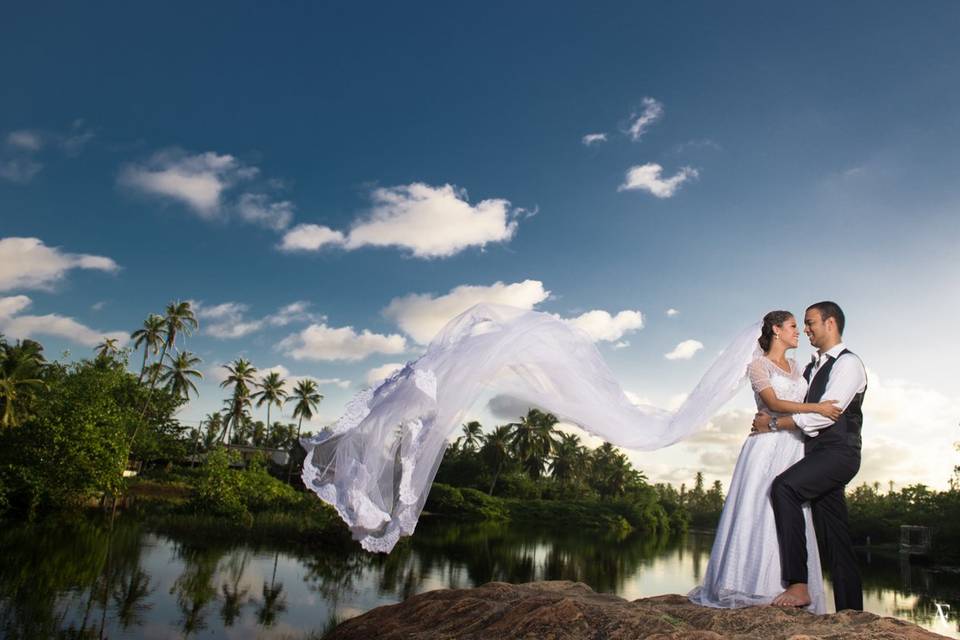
758,310,793,353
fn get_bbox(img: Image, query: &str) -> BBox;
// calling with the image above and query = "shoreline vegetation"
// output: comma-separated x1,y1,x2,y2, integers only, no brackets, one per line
1,299,959,566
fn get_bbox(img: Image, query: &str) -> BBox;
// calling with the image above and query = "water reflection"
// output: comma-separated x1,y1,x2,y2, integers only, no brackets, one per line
0,515,957,639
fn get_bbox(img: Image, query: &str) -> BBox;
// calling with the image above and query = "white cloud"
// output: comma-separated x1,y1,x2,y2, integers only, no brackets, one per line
119,150,256,216
208,319,264,339
618,163,698,198
269,301,317,326
625,97,664,141
623,390,652,406
196,300,319,339
277,322,407,362
582,133,608,146
237,193,294,230
565,309,644,343
666,308,680,317
1,122,95,183
665,339,704,360
0,295,32,318
366,362,405,386
613,340,630,350
61,120,95,155
279,224,346,251
7,130,42,151
257,364,351,393
279,183,526,258
384,280,550,344
0,295,127,348
0,159,43,183
0,237,119,292
196,301,248,321
344,183,520,258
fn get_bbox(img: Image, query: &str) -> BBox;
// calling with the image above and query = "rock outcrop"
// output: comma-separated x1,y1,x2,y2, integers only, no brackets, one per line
324,580,945,639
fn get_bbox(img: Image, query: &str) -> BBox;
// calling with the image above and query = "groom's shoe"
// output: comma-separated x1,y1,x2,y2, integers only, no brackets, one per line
772,583,812,608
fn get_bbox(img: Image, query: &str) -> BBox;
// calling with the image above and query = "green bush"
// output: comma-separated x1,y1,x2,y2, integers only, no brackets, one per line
190,449,303,524
239,453,300,512
506,499,631,534
0,359,135,515
191,448,248,522
425,483,466,514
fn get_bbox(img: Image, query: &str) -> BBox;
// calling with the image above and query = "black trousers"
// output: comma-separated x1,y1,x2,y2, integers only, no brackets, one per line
770,444,863,611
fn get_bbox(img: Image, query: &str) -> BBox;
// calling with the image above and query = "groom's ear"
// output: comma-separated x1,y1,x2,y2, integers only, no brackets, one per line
824,316,839,335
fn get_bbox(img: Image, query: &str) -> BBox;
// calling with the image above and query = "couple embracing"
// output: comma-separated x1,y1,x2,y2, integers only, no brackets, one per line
689,301,866,613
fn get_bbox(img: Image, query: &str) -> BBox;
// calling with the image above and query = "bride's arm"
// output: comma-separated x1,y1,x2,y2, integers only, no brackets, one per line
757,388,841,419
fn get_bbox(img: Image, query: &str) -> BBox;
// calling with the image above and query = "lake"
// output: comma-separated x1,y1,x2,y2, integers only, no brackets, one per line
1,515,958,639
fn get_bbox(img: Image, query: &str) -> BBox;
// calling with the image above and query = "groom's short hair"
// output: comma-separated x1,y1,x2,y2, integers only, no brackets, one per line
808,301,845,335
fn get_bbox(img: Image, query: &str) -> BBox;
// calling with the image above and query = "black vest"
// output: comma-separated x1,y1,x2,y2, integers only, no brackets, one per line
803,349,866,453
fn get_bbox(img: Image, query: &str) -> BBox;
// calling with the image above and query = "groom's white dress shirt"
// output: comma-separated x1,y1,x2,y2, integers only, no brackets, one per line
792,342,867,436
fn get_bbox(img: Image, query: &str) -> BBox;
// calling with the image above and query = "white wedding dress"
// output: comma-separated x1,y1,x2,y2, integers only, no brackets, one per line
688,356,827,614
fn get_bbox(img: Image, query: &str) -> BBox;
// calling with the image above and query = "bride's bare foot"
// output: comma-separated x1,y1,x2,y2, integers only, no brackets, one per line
772,583,811,607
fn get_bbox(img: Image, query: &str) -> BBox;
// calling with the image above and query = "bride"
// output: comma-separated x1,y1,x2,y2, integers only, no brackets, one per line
687,310,839,614
300,304,835,610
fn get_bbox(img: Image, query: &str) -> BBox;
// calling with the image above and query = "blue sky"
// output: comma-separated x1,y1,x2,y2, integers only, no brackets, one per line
2,2,958,489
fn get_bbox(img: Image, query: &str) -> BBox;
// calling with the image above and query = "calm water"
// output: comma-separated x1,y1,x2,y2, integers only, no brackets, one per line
1,515,958,639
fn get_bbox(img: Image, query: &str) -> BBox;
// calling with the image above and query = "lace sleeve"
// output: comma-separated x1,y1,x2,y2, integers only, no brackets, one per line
747,358,772,394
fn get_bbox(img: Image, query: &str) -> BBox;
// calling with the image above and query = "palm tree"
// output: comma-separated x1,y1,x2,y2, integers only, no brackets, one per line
201,412,223,449
94,337,120,360
588,442,643,498
285,379,323,481
482,424,513,495
160,351,203,400
253,371,288,437
131,314,166,382
148,301,199,391
138,300,199,432
550,432,586,484
0,339,46,428
220,359,257,444
457,420,483,453
507,409,559,480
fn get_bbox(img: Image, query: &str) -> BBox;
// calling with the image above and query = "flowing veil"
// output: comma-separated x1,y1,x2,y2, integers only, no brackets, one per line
301,303,762,552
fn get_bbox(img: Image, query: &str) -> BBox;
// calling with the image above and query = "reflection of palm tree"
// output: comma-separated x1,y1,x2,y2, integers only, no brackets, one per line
171,547,220,638
112,566,154,628
255,552,287,627
219,551,251,627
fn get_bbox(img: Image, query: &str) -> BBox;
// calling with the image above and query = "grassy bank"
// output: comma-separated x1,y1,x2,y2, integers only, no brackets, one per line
424,482,679,537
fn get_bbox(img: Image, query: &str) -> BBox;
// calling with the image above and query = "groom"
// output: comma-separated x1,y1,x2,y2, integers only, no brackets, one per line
752,301,866,611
